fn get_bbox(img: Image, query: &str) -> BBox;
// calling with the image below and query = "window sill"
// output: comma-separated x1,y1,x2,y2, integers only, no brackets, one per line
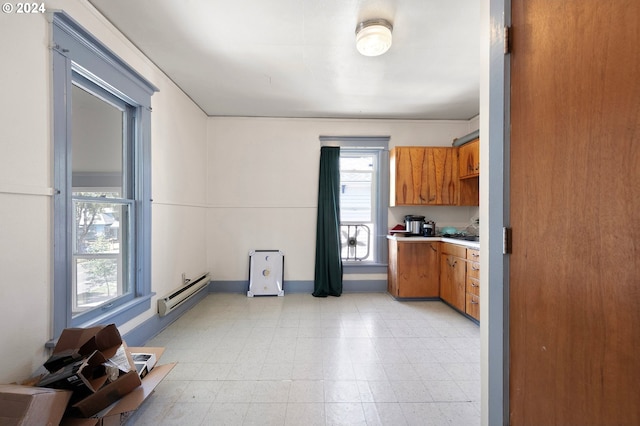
46,293,155,349
343,262,388,274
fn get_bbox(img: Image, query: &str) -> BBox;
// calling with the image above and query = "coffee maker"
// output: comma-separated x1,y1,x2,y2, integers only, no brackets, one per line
423,220,436,236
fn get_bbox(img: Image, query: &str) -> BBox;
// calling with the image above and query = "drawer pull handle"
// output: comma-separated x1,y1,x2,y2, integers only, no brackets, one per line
471,300,479,305
472,266,479,271
471,282,479,287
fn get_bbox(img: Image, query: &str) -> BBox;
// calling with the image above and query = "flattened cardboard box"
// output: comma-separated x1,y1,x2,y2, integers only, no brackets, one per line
0,384,72,426
60,347,175,426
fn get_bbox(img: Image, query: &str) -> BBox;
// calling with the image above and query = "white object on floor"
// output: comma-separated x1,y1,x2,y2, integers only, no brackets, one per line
247,250,284,297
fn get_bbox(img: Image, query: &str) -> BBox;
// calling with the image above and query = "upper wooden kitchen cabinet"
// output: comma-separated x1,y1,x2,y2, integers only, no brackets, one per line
456,139,480,206
458,138,479,178
388,238,440,298
390,147,457,206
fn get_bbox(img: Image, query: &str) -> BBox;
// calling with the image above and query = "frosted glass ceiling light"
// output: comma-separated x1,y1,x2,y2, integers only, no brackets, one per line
355,19,393,57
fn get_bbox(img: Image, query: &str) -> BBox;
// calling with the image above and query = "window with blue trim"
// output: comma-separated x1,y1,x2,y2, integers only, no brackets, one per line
320,136,389,266
52,12,157,338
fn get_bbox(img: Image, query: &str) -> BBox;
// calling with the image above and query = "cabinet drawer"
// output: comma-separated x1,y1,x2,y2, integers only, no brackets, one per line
441,243,467,258
466,293,480,320
466,276,480,296
466,249,480,261
467,261,480,279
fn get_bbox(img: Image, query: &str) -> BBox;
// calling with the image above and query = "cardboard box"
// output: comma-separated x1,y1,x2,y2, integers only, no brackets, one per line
39,324,142,418
0,384,72,426
131,352,157,379
60,347,175,426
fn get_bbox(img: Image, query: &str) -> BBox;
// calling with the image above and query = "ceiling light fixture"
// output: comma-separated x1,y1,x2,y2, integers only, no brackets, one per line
355,19,393,57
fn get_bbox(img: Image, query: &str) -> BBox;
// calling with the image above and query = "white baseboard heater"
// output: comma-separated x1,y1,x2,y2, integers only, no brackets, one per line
158,272,210,317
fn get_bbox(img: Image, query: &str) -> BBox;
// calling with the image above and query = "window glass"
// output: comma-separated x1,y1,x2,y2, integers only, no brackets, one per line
71,85,125,198
69,83,135,319
72,200,131,315
339,151,378,262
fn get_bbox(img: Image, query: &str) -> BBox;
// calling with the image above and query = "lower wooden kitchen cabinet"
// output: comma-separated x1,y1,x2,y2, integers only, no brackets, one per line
465,248,480,321
387,237,480,322
387,239,440,298
438,243,480,321
439,243,467,312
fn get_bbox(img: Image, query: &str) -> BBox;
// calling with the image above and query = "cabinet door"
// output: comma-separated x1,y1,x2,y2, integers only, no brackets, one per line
423,148,457,205
391,147,426,205
396,242,439,298
458,139,479,178
390,147,457,206
439,253,466,311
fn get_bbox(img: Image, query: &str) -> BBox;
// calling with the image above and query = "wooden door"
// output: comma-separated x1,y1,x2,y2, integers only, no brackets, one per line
509,1,640,425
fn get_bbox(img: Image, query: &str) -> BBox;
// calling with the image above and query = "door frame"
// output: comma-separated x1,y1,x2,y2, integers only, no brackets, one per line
480,0,510,425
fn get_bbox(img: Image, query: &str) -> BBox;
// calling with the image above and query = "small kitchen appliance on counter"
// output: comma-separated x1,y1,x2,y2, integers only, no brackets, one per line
404,215,425,235
423,220,436,236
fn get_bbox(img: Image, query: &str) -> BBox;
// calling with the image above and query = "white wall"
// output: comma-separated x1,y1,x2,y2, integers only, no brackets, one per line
0,0,208,383
206,117,478,283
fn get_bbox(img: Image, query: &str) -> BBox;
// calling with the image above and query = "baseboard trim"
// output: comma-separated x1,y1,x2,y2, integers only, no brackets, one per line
208,280,387,294
121,285,209,346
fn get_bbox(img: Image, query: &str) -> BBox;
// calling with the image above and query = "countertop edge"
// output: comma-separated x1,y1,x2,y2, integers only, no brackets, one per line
386,235,480,249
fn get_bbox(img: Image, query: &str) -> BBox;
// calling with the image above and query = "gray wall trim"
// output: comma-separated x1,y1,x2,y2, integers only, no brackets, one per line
52,11,158,107
481,0,509,424
343,264,388,274
52,48,72,338
452,129,480,147
319,136,390,148
209,280,388,294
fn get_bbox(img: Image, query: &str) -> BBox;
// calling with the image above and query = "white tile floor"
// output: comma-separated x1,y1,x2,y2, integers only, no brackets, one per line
127,293,480,425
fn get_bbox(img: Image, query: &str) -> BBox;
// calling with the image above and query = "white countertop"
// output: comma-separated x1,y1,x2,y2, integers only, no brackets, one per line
387,234,480,249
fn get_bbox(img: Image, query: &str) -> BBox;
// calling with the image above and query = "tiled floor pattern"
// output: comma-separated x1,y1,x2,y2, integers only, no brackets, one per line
127,292,480,425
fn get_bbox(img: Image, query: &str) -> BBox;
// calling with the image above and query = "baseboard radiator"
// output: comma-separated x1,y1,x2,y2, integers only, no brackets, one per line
158,272,210,317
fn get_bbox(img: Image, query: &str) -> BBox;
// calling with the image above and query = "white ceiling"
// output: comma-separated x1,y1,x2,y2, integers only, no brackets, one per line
88,0,480,120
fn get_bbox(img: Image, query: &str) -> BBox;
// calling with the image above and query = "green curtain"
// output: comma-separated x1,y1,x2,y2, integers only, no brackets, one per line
313,146,343,297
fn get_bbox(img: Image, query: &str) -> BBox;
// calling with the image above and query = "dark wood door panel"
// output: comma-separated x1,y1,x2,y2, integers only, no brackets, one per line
509,1,640,425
